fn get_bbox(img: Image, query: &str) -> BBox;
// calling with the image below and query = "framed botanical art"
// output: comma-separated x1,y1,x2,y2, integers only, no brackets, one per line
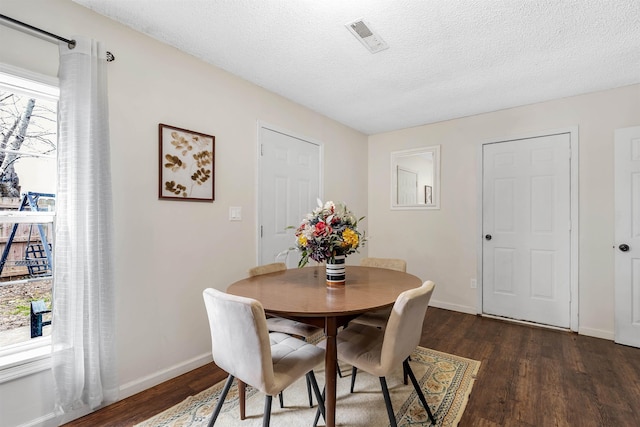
159,123,215,201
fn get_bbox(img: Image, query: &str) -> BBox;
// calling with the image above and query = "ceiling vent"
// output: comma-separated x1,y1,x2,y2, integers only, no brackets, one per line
345,18,389,54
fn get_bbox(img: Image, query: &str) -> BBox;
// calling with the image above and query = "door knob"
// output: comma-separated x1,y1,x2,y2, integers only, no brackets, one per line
619,244,630,252
485,234,492,241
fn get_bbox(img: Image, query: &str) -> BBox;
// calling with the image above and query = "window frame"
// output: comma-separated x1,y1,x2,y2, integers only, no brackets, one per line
0,63,58,382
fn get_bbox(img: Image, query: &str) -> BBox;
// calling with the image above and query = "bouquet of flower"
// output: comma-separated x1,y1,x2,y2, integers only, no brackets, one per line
292,199,366,267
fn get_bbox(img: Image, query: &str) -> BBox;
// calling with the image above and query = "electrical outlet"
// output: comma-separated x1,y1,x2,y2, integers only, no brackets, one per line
470,279,477,289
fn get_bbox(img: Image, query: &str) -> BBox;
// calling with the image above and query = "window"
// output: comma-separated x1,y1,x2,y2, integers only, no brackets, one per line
0,64,58,374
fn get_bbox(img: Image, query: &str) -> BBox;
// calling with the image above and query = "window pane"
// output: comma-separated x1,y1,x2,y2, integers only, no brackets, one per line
0,70,56,350
0,222,53,347
0,85,57,205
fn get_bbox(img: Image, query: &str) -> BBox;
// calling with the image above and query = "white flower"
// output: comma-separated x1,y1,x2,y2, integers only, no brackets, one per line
303,227,314,239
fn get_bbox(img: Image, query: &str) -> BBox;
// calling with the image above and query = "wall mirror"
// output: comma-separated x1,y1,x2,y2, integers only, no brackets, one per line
391,145,440,210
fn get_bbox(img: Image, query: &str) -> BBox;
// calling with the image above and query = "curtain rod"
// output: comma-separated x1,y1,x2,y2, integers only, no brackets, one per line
0,14,115,62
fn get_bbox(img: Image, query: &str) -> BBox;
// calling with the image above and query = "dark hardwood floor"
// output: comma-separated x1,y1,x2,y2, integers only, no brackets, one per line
64,308,640,426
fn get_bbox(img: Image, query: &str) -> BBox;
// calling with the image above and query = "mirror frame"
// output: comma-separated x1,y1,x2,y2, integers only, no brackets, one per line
391,145,440,210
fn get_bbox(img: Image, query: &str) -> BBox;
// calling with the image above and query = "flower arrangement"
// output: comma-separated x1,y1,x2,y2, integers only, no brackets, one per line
292,199,366,267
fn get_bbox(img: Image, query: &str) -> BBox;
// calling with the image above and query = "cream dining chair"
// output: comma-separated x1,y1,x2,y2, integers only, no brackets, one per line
250,264,324,344
249,262,327,407
315,281,437,427
202,288,326,427
349,257,407,329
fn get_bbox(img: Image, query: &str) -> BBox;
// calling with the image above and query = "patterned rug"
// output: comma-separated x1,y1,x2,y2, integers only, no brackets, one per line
135,347,480,427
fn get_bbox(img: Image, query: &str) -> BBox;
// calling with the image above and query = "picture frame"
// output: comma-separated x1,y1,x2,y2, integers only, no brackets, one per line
159,123,215,202
424,185,433,205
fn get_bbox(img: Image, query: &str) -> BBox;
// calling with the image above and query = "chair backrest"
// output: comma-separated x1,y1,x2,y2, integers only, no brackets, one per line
360,257,407,272
379,281,435,373
202,288,275,392
249,262,287,277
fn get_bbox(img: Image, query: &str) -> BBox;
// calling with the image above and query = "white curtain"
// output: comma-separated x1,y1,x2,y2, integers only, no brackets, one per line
52,36,118,415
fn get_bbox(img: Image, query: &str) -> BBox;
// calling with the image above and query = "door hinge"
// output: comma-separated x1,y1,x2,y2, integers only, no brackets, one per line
260,225,263,237
260,144,263,156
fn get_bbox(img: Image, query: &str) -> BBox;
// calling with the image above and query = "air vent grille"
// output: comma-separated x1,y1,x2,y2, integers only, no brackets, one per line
346,18,389,54
351,21,373,38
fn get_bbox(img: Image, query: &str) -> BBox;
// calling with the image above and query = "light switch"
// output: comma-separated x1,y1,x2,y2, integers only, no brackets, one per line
229,206,242,221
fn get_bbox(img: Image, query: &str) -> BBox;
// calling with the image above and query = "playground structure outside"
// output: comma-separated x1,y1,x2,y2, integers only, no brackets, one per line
0,195,54,346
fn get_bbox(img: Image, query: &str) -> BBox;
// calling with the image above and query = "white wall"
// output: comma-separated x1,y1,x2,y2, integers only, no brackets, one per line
368,84,640,337
2,1,638,426
0,1,368,426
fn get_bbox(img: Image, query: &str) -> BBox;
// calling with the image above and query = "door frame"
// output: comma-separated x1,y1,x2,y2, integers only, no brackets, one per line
256,121,324,265
476,126,579,331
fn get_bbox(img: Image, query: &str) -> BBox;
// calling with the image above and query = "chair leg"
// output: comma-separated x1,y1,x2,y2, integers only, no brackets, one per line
279,380,313,408
306,374,313,407
307,371,326,421
313,387,326,427
238,379,246,420
337,361,343,378
350,366,358,393
207,375,234,427
379,377,397,427
263,395,273,427
403,360,409,385
403,359,436,424
405,354,412,384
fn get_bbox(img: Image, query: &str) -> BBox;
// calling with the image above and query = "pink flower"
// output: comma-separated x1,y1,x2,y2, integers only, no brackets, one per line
314,222,332,237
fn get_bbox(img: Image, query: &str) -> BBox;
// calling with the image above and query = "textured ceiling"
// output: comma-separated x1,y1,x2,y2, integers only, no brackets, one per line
72,0,640,135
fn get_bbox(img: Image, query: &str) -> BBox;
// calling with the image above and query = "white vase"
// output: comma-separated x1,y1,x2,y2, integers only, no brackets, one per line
326,254,346,287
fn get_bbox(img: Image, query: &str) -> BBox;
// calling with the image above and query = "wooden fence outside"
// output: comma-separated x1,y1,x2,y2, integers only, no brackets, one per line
0,197,53,279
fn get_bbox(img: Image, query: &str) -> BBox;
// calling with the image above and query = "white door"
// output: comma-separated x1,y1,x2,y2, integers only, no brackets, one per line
614,126,640,347
258,126,321,268
482,133,571,327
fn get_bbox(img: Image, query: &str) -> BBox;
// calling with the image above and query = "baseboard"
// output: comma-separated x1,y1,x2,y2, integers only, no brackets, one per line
15,353,214,427
16,412,56,427
119,352,212,400
429,299,477,315
578,326,614,341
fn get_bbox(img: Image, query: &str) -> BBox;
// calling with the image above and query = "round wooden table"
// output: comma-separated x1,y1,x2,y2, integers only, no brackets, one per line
227,265,422,427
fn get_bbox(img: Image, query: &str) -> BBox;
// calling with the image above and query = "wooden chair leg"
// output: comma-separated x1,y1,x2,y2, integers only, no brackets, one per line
379,377,397,427
263,395,273,427
208,375,234,427
278,391,284,408
238,379,246,420
404,359,435,424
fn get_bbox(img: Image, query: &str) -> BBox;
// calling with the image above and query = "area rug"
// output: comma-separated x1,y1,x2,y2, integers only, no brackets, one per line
135,347,480,427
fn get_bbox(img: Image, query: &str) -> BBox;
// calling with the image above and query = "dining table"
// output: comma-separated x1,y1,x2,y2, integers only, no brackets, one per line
226,264,422,427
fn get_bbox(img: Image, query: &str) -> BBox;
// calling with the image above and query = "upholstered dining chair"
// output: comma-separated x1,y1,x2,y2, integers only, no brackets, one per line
315,281,436,427
349,257,407,329
249,262,328,407
202,288,326,427
248,262,288,277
